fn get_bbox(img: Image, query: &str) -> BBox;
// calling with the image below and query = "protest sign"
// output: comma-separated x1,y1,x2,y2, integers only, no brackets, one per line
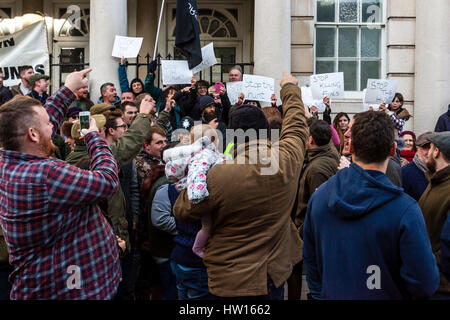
301,87,327,112
161,60,193,85
242,75,274,102
190,42,218,74
364,79,398,105
310,72,344,100
112,36,143,58
226,81,243,105
0,21,49,87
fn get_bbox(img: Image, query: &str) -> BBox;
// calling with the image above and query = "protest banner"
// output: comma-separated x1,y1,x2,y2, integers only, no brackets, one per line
242,75,274,102
310,72,344,100
190,42,218,74
226,81,243,105
161,60,193,85
112,35,143,58
0,21,49,87
364,79,398,105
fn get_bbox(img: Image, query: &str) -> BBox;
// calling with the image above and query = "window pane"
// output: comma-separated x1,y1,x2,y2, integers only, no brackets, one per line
316,61,336,74
362,0,382,23
361,61,380,89
317,0,336,22
361,27,380,57
339,27,358,57
339,61,358,90
316,27,336,57
340,0,358,22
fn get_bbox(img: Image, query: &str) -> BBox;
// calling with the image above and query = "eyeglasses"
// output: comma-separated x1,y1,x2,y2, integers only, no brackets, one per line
114,124,127,129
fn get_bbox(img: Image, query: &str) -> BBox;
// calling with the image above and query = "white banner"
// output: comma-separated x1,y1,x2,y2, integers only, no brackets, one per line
0,21,49,87
226,81,243,105
190,42,218,74
310,72,344,100
112,35,143,59
242,74,274,102
364,79,398,105
161,60,193,85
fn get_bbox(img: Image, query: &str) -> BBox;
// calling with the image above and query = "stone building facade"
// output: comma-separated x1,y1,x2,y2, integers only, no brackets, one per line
0,0,448,133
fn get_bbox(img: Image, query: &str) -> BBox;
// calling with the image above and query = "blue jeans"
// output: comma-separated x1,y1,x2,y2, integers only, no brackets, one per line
170,261,214,300
157,260,178,300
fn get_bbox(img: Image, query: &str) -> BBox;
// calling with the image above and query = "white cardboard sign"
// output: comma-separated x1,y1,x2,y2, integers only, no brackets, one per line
301,87,326,112
242,75,274,102
226,81,243,105
364,79,398,105
161,60,193,85
190,42,217,74
310,72,344,100
111,36,143,58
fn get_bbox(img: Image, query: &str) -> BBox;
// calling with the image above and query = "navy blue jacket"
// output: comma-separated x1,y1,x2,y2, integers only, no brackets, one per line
401,161,429,201
303,163,439,300
441,215,450,282
435,109,450,132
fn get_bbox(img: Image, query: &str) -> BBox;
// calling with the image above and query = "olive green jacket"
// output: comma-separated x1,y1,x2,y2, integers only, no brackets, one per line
66,113,152,252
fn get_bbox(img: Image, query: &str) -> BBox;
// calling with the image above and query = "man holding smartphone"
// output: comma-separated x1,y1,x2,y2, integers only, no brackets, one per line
0,69,122,300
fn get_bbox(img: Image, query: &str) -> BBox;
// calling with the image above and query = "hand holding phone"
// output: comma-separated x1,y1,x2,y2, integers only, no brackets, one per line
79,111,90,137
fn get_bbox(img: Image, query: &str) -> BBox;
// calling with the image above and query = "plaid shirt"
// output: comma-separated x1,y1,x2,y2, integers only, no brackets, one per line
0,87,121,300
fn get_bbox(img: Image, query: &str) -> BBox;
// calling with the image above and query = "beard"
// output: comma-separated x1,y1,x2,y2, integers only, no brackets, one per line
39,135,56,157
426,155,437,174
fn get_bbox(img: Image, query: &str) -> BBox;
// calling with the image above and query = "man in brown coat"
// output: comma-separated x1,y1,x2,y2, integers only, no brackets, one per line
419,131,450,299
173,71,309,298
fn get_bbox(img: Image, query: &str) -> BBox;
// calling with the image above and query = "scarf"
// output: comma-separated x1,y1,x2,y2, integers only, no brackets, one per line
412,153,428,174
400,149,416,162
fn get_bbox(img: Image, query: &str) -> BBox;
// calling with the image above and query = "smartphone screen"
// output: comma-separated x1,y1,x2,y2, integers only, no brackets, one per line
79,111,90,131
215,82,223,94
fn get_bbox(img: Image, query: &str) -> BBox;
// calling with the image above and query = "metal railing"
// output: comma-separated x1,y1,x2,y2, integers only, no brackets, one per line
49,51,254,92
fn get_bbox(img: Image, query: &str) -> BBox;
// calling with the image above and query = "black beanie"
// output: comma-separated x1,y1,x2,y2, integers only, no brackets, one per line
199,95,215,114
229,104,269,131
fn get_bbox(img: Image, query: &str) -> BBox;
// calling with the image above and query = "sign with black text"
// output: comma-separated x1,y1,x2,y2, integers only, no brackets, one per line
0,21,49,87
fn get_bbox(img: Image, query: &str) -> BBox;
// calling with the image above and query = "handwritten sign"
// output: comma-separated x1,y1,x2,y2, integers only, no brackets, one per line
111,36,143,58
161,60,193,85
190,42,217,74
310,72,344,100
242,75,274,102
364,79,398,105
301,87,327,112
226,81,243,105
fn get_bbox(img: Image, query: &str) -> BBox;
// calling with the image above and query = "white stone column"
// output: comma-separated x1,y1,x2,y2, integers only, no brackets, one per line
89,0,127,102
253,0,291,102
414,0,450,134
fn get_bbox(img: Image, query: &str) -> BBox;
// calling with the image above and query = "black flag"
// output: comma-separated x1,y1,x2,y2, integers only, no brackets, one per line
175,0,202,69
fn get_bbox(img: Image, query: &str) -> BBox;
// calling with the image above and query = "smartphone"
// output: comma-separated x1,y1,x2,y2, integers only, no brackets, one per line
215,82,224,94
79,111,90,132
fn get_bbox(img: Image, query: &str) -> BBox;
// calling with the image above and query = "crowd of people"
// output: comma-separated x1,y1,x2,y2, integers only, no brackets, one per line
0,59,449,300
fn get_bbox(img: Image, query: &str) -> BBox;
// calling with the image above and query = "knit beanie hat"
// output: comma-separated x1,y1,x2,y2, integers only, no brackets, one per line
199,95,215,114
229,104,269,132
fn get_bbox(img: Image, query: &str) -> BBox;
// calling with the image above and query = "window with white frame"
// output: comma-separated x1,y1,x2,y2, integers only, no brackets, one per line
315,0,384,91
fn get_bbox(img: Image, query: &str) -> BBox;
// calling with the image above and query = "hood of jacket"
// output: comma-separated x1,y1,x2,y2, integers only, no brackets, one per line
326,163,403,220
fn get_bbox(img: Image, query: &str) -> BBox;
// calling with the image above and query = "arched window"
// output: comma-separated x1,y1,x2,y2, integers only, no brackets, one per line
171,8,238,39
57,6,89,37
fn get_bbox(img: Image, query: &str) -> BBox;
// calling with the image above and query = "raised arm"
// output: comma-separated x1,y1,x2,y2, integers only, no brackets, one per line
47,129,119,208
45,69,91,134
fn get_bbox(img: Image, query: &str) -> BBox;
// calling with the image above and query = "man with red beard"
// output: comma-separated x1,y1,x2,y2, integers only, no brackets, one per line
0,69,123,300
419,131,450,300
338,114,403,187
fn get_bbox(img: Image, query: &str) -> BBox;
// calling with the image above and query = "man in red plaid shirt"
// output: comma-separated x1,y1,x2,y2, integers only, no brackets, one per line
0,69,122,299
